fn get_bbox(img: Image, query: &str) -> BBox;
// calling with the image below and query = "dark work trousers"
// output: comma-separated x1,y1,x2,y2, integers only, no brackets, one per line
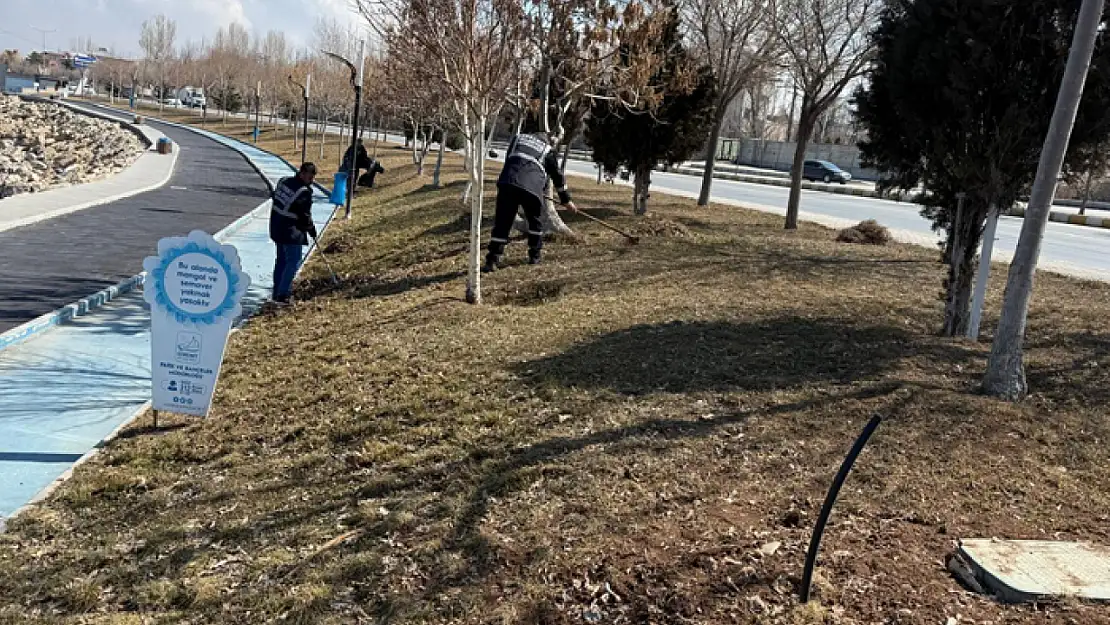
487,184,544,260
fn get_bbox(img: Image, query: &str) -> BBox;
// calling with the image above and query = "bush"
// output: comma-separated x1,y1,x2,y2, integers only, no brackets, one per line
836,219,891,245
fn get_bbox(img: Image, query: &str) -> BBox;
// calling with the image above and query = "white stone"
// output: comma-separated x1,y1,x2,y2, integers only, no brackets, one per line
0,95,143,197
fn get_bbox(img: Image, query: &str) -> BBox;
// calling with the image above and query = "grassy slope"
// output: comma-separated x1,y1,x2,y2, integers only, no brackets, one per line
2,109,1110,625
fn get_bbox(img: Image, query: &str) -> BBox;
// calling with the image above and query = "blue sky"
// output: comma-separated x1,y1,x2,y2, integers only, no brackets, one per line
0,0,360,58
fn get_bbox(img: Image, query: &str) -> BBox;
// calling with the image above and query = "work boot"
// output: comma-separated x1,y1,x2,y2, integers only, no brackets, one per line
528,250,542,265
481,254,500,273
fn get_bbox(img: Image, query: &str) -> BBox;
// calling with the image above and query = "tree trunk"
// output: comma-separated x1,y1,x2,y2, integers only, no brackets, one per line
461,149,473,206
983,0,1104,400
293,112,299,150
561,140,572,175
337,113,347,163
372,114,381,159
1080,171,1093,215
433,127,446,188
633,165,652,215
785,107,816,230
697,109,726,206
465,112,487,305
942,221,978,337
319,117,326,160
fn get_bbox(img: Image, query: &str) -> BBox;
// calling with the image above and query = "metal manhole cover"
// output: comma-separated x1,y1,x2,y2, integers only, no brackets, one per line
959,539,1110,603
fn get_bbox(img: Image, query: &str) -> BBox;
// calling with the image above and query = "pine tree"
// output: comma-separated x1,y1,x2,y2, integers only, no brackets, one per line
585,5,717,215
855,0,1110,336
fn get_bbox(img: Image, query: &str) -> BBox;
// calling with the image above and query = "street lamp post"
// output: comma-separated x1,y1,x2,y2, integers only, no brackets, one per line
288,74,311,165
324,39,365,220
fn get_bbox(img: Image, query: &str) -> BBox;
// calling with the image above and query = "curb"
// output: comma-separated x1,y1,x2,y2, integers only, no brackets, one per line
0,116,308,356
1007,204,1110,229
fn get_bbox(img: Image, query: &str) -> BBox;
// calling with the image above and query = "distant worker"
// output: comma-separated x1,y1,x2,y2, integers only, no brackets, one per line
342,139,384,191
483,132,577,272
269,162,318,304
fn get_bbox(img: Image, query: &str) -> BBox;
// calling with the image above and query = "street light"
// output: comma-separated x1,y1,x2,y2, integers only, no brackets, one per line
323,39,365,220
288,73,311,165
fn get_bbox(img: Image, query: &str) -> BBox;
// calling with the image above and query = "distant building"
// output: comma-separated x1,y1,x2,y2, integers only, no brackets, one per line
1,63,62,94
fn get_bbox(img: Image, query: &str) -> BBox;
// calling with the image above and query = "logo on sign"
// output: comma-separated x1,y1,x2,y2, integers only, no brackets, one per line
175,331,202,363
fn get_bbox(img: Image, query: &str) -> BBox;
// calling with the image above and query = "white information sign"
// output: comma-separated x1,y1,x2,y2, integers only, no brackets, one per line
143,230,250,417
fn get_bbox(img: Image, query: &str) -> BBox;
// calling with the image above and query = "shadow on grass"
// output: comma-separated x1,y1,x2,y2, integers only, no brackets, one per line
295,270,465,302
423,379,913,602
420,214,470,237
514,317,914,394
353,271,466,299
1025,330,1110,407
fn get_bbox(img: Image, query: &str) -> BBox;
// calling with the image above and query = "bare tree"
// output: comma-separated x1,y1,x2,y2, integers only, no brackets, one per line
208,23,251,121
258,31,291,126
522,0,670,235
359,0,527,304
683,0,780,207
140,14,177,112
777,0,878,229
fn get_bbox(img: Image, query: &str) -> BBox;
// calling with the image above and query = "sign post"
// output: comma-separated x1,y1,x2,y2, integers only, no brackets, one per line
143,230,250,418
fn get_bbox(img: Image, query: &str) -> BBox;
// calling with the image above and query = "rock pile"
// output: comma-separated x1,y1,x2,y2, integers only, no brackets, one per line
0,96,144,199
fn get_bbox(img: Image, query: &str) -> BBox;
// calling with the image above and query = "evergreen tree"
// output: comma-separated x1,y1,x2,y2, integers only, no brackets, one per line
585,5,716,215
855,0,1110,336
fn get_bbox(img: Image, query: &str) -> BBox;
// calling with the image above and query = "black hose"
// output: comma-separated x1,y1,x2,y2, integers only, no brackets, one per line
799,414,883,603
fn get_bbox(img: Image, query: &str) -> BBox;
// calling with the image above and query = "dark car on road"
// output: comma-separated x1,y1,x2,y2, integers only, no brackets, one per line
803,160,852,184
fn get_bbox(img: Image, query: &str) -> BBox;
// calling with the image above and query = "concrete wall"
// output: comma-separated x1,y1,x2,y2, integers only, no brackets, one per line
718,137,882,181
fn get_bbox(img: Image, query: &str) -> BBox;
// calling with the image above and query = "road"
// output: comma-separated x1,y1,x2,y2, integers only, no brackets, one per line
0,102,271,333
560,159,1110,280
111,99,1109,280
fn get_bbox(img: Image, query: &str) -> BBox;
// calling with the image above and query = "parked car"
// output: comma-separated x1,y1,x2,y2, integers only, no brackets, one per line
803,160,852,184
162,97,182,107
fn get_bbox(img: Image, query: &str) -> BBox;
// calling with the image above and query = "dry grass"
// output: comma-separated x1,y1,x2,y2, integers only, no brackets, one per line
3,107,1110,624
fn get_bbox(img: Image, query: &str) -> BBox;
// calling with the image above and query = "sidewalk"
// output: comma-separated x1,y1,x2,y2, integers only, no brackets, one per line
0,125,338,523
0,107,178,234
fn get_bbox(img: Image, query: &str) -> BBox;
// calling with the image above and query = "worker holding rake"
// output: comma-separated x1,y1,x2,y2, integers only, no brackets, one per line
482,131,578,272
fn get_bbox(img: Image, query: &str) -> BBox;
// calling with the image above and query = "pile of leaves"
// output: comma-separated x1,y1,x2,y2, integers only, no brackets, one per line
836,219,891,245
627,214,692,238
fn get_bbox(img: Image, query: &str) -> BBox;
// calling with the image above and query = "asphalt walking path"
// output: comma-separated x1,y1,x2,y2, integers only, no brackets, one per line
0,105,271,334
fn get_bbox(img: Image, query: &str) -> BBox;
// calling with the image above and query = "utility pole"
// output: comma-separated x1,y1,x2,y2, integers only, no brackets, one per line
982,0,1106,399
30,25,55,53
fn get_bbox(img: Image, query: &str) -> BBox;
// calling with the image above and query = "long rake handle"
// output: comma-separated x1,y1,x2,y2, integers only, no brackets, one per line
546,196,641,242
574,209,640,241
310,234,341,285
